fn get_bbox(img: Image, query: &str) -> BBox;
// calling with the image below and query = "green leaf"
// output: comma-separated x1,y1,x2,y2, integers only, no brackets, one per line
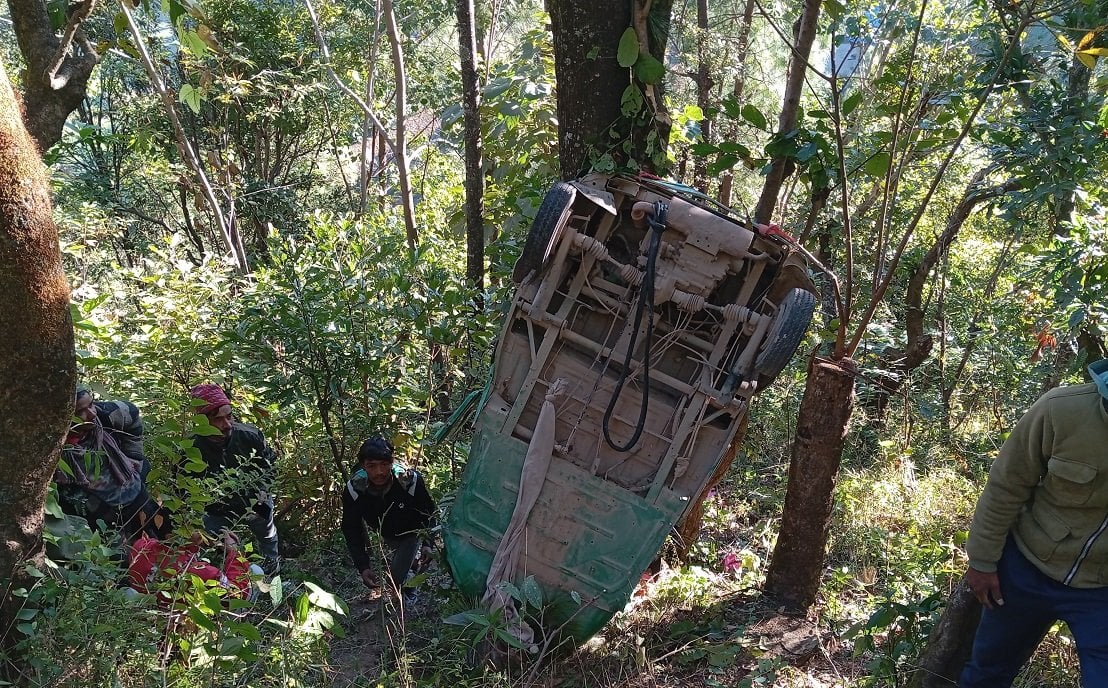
634,54,665,85
496,580,523,603
824,0,846,22
178,29,207,57
493,626,533,650
864,152,891,177
187,605,218,633
841,91,863,116
684,105,705,120
740,103,768,130
443,609,491,627
521,575,543,609
46,0,67,30
617,28,640,68
167,0,187,26
483,77,513,99
268,575,284,605
304,581,347,615
708,153,738,175
708,643,742,667
621,85,644,117
179,84,201,114
295,593,310,624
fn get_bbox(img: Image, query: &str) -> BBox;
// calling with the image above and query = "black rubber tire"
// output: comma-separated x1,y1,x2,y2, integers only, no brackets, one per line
754,288,817,379
511,182,576,283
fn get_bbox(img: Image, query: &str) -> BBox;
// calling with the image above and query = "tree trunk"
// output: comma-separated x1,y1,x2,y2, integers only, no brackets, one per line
7,0,100,151
908,577,981,688
383,0,419,253
119,1,249,273
752,0,822,224
546,0,633,178
865,170,1019,419
0,57,75,664
731,0,756,103
763,356,855,611
692,0,711,192
546,0,673,178
457,0,485,300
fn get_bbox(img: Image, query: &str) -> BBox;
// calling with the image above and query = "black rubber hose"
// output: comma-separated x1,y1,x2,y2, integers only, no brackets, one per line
603,201,668,452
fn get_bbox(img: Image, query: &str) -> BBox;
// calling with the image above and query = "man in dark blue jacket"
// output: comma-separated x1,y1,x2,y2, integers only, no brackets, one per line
341,436,436,594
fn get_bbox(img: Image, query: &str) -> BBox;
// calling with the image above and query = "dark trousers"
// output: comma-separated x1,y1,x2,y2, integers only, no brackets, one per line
961,536,1108,687
383,533,421,593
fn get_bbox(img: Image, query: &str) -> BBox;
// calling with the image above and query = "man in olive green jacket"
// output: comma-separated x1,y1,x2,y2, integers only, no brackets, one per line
960,361,1108,687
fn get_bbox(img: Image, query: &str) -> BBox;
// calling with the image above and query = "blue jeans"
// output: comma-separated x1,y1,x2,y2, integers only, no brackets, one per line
203,495,279,559
961,536,1108,687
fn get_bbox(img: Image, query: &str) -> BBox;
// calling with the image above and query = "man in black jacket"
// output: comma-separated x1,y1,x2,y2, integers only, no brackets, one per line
341,436,436,594
188,383,280,574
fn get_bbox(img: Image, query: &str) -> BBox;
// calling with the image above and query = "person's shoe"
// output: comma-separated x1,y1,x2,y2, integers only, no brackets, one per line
262,555,281,576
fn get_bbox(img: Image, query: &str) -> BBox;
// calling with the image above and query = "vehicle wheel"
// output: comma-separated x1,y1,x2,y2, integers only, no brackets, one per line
512,182,576,283
754,288,817,379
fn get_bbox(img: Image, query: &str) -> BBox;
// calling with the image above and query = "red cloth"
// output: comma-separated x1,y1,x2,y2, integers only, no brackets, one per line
189,384,231,416
128,536,251,602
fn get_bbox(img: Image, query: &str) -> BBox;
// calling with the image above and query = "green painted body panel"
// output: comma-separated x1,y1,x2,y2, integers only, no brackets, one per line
444,422,686,643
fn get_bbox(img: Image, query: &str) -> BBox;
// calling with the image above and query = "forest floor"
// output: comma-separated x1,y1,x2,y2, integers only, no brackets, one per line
316,557,871,688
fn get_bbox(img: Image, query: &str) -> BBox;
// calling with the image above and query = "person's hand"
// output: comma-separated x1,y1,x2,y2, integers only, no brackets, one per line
360,568,380,589
965,567,1004,609
222,530,239,550
415,545,434,572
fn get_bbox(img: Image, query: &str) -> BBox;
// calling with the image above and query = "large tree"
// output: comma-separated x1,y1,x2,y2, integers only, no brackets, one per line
0,56,75,665
546,0,674,178
7,0,100,151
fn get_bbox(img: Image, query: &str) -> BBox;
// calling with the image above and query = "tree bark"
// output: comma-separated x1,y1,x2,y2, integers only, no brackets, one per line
383,0,419,252
691,0,711,192
546,0,633,179
457,0,485,300
763,356,855,611
907,578,981,687
866,170,1019,419
0,57,75,663
752,0,822,224
7,0,101,151
546,0,673,178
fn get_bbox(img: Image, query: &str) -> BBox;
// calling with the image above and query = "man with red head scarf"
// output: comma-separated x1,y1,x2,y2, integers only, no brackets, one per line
185,383,280,574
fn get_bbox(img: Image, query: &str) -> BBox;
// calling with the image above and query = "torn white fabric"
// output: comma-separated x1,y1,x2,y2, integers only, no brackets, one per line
481,378,566,647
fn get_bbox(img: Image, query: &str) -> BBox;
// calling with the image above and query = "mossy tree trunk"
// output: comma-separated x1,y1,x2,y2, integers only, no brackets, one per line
0,57,75,663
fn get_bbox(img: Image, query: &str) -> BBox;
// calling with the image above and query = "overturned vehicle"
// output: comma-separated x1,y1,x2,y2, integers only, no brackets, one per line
444,173,818,645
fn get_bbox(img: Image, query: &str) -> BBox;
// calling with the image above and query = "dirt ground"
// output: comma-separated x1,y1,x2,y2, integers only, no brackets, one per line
320,562,868,688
